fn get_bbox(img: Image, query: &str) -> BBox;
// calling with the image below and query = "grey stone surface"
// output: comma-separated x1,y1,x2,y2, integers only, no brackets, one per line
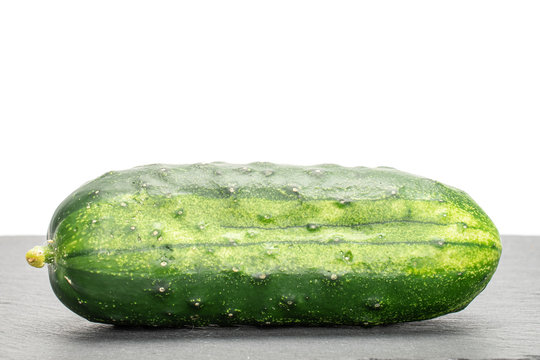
1,235,539,360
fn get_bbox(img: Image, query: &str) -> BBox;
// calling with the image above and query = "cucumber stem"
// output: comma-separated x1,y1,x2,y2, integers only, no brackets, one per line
26,245,51,268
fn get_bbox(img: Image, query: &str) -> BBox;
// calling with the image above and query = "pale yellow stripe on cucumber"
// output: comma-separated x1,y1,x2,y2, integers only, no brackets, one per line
61,240,501,279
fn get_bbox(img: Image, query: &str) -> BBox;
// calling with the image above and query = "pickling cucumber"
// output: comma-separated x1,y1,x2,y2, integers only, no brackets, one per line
26,162,501,326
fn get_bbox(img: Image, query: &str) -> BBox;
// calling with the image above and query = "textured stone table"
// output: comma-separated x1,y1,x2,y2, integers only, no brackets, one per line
1,235,539,360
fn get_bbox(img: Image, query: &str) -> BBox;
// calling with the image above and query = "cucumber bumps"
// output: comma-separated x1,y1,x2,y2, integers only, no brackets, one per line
26,163,501,326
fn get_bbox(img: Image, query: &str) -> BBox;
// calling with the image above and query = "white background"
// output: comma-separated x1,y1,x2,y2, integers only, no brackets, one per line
0,1,538,236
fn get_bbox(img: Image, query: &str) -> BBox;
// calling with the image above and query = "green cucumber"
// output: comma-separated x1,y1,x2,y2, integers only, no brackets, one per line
26,162,501,326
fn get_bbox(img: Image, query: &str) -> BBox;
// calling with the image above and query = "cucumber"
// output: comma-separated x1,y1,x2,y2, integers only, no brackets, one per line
26,162,501,326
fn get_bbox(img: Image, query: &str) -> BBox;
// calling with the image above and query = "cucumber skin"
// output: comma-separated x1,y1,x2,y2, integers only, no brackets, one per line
45,162,501,326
